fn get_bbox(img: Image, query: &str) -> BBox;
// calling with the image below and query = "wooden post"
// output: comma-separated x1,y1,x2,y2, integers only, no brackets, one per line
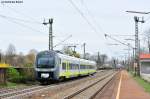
4,69,6,84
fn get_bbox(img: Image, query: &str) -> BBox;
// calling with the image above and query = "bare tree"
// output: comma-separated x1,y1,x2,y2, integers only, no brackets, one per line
144,29,150,53
24,49,37,67
62,46,73,55
29,49,38,55
100,54,108,65
17,52,25,67
6,44,16,56
61,46,80,58
5,44,16,66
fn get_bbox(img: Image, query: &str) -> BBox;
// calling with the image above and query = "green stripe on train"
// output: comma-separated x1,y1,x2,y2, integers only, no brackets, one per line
59,70,96,78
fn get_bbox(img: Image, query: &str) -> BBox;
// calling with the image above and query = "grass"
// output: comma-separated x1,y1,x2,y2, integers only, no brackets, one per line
134,76,150,92
0,81,38,89
129,71,150,93
0,82,27,88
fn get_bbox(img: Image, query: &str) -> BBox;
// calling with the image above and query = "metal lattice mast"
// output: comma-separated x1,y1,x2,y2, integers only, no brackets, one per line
43,18,53,51
134,16,144,76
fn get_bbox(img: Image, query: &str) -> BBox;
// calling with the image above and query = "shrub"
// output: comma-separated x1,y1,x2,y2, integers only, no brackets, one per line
7,67,35,83
24,63,33,67
6,67,22,83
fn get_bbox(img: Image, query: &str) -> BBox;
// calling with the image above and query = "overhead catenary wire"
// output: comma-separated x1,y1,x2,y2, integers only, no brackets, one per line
68,0,115,56
81,0,105,33
107,34,135,37
1,3,41,24
0,14,46,34
67,0,100,35
0,14,74,49
0,14,42,24
105,34,134,49
0,3,81,49
53,35,72,48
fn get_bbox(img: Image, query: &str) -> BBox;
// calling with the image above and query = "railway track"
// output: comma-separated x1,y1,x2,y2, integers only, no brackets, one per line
0,85,38,95
0,71,113,99
64,71,118,99
0,85,46,99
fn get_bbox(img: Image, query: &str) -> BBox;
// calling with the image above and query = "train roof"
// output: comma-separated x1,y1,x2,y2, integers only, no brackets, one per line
38,50,96,64
57,52,96,65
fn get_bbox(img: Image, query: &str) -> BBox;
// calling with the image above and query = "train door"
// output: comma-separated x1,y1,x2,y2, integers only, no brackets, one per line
66,61,70,78
61,60,68,78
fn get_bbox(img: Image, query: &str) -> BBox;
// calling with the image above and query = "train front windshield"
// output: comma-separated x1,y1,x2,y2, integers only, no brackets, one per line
37,55,55,68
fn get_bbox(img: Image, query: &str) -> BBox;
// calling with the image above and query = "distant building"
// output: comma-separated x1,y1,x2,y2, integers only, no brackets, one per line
140,54,150,82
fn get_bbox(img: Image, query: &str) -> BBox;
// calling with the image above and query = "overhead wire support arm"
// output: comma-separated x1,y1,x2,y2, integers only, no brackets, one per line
104,34,134,49
107,34,135,37
53,35,72,48
126,11,150,14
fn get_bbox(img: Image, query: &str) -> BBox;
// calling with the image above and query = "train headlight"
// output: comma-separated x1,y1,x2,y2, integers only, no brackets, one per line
41,73,49,78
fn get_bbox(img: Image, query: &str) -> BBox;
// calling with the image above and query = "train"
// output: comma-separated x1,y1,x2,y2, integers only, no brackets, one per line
34,50,97,83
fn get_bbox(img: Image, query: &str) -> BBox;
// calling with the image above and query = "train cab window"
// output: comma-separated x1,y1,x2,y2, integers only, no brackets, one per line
62,63,66,70
37,57,54,68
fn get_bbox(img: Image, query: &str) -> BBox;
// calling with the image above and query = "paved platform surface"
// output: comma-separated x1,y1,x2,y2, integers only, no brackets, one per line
119,70,150,99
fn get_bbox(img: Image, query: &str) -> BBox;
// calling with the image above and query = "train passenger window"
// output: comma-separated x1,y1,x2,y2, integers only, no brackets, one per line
80,65,82,69
82,65,84,69
62,63,66,70
59,59,61,64
69,63,72,70
89,65,92,69
72,64,73,70
87,65,89,69
74,64,76,70
70,63,77,70
77,64,79,69
71,64,73,70
80,65,85,69
90,65,92,69
75,64,79,70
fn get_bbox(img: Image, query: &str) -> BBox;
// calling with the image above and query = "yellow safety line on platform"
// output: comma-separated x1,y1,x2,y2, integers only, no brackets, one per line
116,71,122,99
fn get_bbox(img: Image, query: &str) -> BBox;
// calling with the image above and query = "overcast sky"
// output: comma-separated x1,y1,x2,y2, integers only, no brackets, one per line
0,0,150,58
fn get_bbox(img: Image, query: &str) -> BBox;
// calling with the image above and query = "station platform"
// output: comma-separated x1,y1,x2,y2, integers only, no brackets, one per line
97,70,150,99
118,70,150,99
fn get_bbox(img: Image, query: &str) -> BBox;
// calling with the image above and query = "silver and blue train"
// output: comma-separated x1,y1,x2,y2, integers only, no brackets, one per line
35,50,96,83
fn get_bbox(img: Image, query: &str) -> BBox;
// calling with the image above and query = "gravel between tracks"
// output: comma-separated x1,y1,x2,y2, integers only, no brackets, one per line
68,72,117,99
28,70,115,99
